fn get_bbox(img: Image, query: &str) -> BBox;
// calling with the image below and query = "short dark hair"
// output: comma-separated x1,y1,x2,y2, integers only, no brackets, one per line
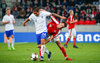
6,8,10,11
33,7,39,12
62,22,67,27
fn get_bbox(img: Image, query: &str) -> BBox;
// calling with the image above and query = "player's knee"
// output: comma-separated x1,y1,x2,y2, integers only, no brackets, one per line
41,39,45,44
7,37,10,40
11,35,14,38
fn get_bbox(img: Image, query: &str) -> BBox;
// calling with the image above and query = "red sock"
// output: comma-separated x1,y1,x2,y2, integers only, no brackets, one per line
65,38,70,45
39,48,41,57
73,38,76,46
60,47,67,58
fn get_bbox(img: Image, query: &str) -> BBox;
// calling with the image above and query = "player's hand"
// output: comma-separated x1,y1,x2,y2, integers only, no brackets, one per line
60,16,66,19
74,19,78,22
7,21,10,23
46,39,50,44
13,21,15,24
23,22,27,26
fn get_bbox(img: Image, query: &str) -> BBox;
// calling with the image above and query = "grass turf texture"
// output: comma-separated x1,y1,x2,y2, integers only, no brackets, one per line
0,43,100,63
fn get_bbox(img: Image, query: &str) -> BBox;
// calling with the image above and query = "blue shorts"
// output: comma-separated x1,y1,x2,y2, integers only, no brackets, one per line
5,30,14,37
36,32,47,45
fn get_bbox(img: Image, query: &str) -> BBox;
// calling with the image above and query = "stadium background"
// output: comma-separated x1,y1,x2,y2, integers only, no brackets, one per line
0,0,100,43
0,0,100,63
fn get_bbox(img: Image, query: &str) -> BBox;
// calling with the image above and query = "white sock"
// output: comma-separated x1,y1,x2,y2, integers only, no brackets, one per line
7,39,10,48
41,45,45,57
45,47,49,55
12,38,15,47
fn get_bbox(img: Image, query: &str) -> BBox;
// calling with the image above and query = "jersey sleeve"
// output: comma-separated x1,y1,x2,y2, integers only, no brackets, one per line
2,16,7,22
29,14,34,21
42,11,51,16
51,16,60,24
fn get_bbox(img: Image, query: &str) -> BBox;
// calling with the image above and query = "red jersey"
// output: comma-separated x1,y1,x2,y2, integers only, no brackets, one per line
67,16,75,29
47,16,60,37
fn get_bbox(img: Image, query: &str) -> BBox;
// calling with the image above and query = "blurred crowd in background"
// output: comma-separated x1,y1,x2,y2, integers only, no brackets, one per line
0,0,100,25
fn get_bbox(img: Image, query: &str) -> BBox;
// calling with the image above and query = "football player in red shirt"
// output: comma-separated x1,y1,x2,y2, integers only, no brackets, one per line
64,10,78,48
38,16,72,61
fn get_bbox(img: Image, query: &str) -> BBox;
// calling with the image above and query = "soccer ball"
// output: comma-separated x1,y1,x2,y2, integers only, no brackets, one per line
30,53,38,61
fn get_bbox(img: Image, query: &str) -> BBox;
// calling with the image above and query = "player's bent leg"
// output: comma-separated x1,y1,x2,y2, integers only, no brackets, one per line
55,41,63,48
40,32,51,61
37,43,51,61
56,41,67,58
44,45,51,60
64,36,71,48
56,41,72,61
38,44,51,61
41,39,51,61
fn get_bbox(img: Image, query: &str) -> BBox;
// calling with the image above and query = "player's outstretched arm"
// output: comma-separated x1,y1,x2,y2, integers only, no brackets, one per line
23,18,30,26
39,9,66,19
51,13,66,19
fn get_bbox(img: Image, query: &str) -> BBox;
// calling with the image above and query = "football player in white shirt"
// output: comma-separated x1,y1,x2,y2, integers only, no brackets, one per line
2,8,15,50
23,7,66,61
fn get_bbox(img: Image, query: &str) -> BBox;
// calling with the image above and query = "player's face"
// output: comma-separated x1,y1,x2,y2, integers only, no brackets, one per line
57,23,65,29
70,11,74,15
33,11,40,16
71,11,74,15
6,10,10,15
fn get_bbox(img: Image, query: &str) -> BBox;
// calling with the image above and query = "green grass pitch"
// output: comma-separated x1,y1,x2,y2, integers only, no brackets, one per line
0,43,100,63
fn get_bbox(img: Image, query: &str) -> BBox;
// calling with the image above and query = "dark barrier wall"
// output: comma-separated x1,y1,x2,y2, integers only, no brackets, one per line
0,32,100,43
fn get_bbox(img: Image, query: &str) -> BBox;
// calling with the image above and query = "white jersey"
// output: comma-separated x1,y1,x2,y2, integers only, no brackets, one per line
2,14,15,31
29,11,51,34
